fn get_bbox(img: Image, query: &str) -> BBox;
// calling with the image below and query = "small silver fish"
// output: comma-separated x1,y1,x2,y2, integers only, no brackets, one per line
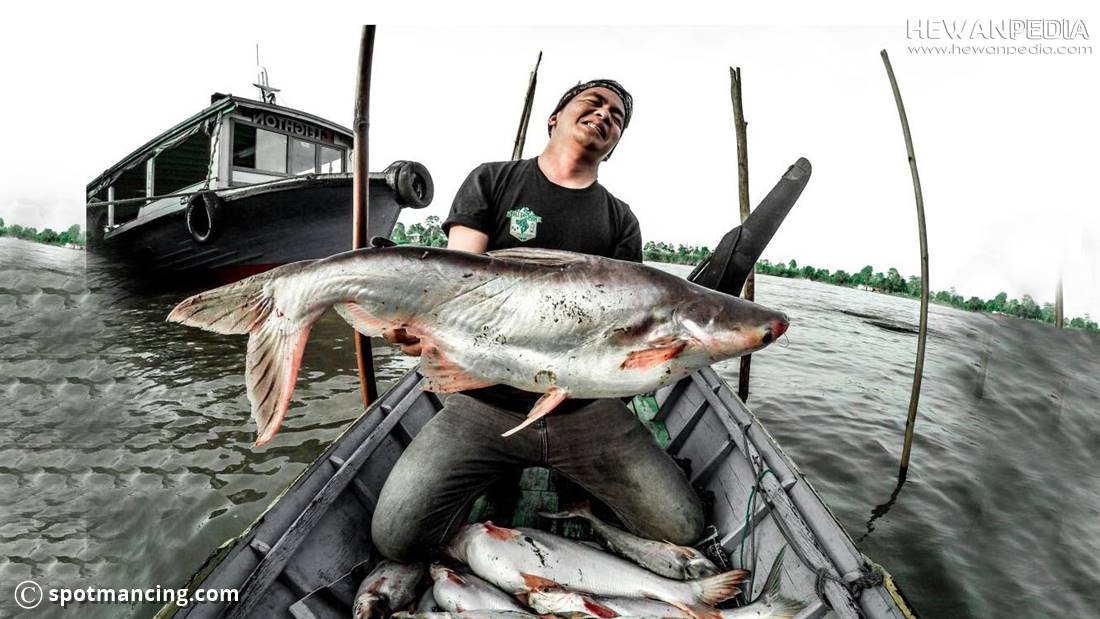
719,548,802,619
415,587,440,614
445,522,747,608
392,612,540,619
540,502,720,580
352,560,427,619
430,563,528,613
528,548,801,619
527,588,701,619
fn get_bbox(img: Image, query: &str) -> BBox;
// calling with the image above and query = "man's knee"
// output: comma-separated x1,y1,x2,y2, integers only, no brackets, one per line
661,502,706,545
370,506,428,562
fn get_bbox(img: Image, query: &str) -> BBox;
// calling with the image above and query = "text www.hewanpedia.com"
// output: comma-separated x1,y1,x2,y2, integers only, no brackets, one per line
908,43,1093,55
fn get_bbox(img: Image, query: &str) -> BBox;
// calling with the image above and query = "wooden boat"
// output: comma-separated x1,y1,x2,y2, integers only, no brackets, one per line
85,93,433,280
156,366,917,619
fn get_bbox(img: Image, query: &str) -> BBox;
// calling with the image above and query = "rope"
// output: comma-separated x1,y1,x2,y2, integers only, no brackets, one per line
738,467,777,600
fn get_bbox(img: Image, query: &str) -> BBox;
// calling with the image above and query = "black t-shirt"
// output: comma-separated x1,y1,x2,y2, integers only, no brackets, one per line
442,158,643,413
443,158,642,262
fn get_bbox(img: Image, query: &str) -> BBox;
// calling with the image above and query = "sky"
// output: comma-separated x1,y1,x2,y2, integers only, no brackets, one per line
1,2,1097,318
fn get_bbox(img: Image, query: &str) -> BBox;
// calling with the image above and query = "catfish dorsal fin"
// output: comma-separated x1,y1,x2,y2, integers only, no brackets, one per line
488,247,591,268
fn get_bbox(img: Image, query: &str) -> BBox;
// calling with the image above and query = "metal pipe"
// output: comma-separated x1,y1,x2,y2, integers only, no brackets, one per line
353,25,379,406
881,50,930,481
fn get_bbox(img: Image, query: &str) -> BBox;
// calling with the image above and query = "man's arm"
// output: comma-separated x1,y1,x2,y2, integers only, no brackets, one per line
447,225,489,253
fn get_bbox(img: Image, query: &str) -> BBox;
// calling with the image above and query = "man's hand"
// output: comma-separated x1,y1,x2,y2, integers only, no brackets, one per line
382,327,422,356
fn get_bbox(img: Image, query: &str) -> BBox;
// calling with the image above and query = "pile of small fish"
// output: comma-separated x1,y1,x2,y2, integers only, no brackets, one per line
352,508,803,619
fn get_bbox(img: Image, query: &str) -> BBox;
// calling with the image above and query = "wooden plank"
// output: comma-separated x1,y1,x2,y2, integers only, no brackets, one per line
691,438,735,487
225,385,423,619
666,396,710,455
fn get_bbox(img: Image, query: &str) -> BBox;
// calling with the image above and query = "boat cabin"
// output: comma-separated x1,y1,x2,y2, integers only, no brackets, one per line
85,94,354,243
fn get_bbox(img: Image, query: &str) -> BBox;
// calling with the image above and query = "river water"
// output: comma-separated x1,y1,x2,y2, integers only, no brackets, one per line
1,236,1098,618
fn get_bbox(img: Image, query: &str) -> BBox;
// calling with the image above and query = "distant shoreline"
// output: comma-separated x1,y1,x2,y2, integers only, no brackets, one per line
0,219,85,250
644,249,1098,333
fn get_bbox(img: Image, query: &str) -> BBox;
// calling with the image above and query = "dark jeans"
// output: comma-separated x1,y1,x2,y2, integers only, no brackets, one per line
371,393,705,561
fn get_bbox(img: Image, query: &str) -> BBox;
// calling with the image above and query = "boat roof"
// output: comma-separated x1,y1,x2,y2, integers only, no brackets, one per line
86,94,354,193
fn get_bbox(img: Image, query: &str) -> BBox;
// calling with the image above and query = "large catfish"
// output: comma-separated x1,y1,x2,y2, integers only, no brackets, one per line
167,246,788,446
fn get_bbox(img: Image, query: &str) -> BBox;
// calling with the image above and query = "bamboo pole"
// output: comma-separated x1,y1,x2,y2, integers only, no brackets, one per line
1055,276,1064,328
353,25,378,407
881,50,929,482
512,52,543,161
730,66,753,402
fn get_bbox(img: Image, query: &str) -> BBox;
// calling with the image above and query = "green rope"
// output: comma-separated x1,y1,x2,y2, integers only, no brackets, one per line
739,468,778,598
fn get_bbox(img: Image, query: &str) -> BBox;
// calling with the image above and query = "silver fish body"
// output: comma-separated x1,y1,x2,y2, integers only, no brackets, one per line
352,560,427,619
392,612,539,619
168,246,788,445
540,503,720,580
445,523,746,607
527,589,696,618
430,563,528,613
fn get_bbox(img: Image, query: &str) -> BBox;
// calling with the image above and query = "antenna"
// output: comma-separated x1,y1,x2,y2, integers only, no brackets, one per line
253,44,280,104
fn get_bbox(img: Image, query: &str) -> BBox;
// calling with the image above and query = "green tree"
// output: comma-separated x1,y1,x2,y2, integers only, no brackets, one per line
390,222,408,244
38,228,59,245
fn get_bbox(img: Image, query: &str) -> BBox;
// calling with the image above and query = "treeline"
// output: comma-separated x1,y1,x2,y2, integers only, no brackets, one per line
0,217,85,248
640,240,1097,332
758,257,1097,331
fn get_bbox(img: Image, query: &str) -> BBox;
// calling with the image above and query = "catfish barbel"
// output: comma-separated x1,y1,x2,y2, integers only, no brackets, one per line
167,246,788,446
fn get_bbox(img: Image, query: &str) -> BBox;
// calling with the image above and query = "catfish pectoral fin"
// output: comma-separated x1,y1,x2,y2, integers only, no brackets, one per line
501,386,568,437
620,341,687,370
419,344,496,393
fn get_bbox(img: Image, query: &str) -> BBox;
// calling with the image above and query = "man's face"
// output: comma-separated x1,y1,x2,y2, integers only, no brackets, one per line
549,86,626,158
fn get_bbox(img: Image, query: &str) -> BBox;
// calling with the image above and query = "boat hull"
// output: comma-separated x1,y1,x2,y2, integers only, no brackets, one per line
155,368,916,619
87,165,431,284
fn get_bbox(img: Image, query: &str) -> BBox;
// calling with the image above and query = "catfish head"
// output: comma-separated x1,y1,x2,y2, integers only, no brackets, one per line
674,292,788,363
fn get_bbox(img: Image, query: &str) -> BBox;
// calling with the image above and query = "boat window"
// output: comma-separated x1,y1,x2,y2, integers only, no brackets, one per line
256,129,288,173
233,124,287,174
154,131,210,195
113,164,146,201
320,146,343,173
289,138,316,175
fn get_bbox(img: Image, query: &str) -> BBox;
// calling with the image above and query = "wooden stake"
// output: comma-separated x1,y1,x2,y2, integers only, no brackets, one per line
1055,276,1064,328
881,50,929,482
512,52,543,161
730,66,753,402
353,25,378,407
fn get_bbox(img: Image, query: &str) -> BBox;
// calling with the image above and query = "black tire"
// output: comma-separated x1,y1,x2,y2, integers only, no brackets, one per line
385,161,433,208
185,191,223,244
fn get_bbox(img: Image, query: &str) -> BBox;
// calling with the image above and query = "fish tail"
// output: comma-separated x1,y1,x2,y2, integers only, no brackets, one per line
669,601,720,619
692,569,749,606
752,547,803,618
167,262,323,447
167,266,294,334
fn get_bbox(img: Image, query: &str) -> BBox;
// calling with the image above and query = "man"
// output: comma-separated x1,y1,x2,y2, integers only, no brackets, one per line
372,79,704,561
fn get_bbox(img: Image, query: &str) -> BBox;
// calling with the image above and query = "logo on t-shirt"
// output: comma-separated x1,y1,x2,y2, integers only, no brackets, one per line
506,207,542,242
